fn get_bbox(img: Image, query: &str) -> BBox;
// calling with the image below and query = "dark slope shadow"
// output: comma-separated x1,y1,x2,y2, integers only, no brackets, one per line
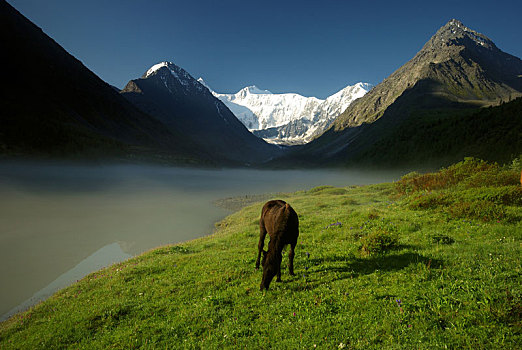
285,252,443,291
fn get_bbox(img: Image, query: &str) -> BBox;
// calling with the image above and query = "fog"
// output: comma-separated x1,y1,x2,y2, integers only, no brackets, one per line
0,162,403,320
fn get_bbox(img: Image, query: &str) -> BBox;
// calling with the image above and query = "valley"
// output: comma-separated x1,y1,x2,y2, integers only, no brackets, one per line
0,162,398,321
0,0,521,348
1,159,520,348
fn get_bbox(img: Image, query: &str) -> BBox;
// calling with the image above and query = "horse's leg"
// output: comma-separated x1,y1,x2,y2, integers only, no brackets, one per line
288,242,296,276
276,257,282,282
255,220,267,270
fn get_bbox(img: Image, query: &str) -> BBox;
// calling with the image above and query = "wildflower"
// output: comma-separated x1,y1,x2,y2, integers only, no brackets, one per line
306,252,310,258
293,312,296,316
325,221,342,229
339,342,346,349
305,266,309,270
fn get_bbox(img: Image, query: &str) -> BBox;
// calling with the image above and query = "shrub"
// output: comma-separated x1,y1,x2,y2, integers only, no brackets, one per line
367,208,381,220
462,170,519,188
508,154,522,172
458,186,522,206
395,171,450,195
395,158,501,195
407,192,451,210
360,229,399,255
449,157,497,180
431,234,455,245
447,200,506,222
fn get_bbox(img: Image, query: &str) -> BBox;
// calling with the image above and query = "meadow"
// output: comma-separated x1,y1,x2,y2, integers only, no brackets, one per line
0,158,520,349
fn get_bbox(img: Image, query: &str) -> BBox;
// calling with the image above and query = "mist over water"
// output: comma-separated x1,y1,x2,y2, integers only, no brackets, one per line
0,162,403,319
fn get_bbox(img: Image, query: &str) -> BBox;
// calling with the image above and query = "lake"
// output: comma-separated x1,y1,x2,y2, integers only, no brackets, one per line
0,162,403,320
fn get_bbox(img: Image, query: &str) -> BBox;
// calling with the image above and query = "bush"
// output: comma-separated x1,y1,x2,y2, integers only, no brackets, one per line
366,208,381,220
458,186,522,206
462,170,519,188
407,192,451,210
360,229,399,255
431,234,455,245
395,158,501,195
447,200,507,222
508,154,522,172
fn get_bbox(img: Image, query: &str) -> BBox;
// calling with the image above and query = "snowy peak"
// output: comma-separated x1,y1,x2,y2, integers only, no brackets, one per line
203,79,371,145
326,82,372,103
143,61,194,87
238,85,272,96
196,77,210,89
145,61,171,77
144,61,187,78
140,61,209,95
321,83,372,118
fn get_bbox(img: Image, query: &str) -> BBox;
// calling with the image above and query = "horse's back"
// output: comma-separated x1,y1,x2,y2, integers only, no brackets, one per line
260,200,299,242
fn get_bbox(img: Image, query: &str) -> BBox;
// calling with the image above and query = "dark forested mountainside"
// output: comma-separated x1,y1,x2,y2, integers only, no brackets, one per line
278,19,522,168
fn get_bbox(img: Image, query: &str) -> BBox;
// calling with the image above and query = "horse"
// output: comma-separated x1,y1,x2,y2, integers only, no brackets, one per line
256,200,299,290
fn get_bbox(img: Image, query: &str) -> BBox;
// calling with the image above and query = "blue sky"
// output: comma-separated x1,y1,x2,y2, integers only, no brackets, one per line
8,0,522,99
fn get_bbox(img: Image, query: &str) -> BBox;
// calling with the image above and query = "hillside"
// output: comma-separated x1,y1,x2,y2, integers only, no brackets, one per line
353,97,522,167
1,158,520,348
283,19,522,168
121,62,279,165
334,19,522,131
279,96,522,169
0,0,211,163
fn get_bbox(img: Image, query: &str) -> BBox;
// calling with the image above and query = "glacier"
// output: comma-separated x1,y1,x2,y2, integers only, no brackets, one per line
199,78,371,145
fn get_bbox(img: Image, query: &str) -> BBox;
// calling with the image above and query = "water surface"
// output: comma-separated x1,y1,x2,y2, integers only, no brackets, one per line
0,162,402,320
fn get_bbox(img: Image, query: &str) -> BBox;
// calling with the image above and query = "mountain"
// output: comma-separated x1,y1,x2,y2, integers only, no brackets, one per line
121,62,278,165
202,80,370,145
281,19,522,167
0,0,208,163
334,19,522,131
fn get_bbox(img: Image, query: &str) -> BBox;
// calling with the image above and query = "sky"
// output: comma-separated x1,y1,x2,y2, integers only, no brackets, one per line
7,0,522,99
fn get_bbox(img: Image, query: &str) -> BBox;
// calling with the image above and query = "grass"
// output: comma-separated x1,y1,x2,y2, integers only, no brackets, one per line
1,158,521,349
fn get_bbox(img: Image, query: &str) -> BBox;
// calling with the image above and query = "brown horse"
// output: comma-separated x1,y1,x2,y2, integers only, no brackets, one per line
256,200,299,290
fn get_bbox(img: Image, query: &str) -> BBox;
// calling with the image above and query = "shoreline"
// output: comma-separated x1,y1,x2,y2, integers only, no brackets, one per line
0,191,283,323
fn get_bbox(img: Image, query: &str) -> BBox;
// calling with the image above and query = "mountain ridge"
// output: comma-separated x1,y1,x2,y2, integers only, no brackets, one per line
121,62,279,165
203,80,371,145
333,18,522,131
276,19,522,167
0,0,211,163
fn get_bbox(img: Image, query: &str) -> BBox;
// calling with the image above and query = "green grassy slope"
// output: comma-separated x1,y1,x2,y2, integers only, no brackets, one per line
1,158,521,349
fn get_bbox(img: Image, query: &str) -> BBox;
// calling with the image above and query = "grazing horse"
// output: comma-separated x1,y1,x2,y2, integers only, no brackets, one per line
256,200,299,290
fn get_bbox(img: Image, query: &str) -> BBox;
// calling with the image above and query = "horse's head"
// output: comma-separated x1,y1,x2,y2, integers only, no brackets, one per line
260,251,280,291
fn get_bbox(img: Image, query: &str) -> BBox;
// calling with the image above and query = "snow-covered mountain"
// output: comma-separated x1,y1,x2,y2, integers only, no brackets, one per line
199,78,371,145
120,62,278,165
